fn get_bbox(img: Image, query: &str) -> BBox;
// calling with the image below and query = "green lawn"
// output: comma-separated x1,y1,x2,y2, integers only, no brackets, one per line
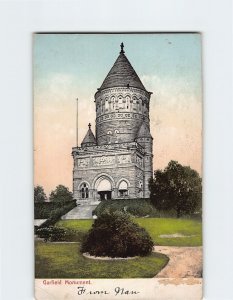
135,218,202,246
35,242,168,278
56,217,202,246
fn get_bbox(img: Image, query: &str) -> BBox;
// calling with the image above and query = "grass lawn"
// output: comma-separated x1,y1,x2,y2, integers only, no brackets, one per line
56,218,202,246
135,218,202,246
35,241,168,278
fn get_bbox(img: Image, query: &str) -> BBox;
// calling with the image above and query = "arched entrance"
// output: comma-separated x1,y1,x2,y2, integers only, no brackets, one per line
96,178,112,200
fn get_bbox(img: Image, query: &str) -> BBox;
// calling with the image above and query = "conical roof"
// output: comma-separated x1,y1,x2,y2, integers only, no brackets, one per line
137,122,152,139
81,124,96,146
99,45,147,91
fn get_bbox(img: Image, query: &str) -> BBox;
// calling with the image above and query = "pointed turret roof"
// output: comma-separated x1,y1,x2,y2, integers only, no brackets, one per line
81,123,96,146
99,43,147,92
137,122,152,139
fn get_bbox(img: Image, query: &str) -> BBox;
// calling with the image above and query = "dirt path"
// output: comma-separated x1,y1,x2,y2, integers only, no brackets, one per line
154,246,202,278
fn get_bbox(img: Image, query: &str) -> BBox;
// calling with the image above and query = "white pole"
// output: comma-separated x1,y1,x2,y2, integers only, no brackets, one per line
76,98,78,147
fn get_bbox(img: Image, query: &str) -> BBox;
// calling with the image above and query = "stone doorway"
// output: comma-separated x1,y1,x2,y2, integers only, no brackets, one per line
98,191,112,200
96,177,112,201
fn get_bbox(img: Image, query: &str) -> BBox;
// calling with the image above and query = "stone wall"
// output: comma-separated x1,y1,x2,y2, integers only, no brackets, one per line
73,149,144,201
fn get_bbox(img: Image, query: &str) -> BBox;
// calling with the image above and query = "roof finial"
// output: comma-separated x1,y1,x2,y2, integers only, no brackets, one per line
88,123,91,129
120,42,125,54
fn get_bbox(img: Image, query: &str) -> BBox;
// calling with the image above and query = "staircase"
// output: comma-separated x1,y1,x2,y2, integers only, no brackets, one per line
61,201,100,220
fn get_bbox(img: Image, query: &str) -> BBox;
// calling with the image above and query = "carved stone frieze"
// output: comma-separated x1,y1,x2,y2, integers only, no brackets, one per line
117,154,131,164
77,158,89,168
92,155,115,166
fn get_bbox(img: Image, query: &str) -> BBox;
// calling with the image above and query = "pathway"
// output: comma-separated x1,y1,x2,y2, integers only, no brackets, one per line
154,246,202,278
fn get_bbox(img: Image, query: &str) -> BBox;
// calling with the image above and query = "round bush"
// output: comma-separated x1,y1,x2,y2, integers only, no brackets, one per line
81,211,154,258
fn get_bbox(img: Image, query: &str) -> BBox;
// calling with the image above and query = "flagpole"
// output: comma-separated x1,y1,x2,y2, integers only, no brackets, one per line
76,98,78,147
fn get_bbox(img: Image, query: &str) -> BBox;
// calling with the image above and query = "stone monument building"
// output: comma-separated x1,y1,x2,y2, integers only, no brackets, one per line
72,43,153,203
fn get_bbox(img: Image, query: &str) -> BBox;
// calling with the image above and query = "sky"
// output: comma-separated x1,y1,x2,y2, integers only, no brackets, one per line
34,33,202,195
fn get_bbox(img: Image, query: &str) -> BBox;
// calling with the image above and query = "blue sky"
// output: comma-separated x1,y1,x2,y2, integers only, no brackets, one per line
34,33,202,98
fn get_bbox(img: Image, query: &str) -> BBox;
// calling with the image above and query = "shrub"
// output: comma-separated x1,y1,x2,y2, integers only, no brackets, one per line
81,210,154,257
36,227,66,242
92,199,157,217
35,200,76,225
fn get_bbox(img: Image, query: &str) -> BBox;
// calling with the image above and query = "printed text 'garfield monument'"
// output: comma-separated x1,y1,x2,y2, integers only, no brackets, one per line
72,43,153,203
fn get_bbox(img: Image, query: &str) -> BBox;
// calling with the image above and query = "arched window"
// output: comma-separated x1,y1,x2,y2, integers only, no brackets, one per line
101,99,104,113
138,181,143,197
118,95,123,109
139,98,142,112
119,180,128,197
105,97,109,111
80,183,89,199
111,96,115,110
132,96,137,111
107,130,112,144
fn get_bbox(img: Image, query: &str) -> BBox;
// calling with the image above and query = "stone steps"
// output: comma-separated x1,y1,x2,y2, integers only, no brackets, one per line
61,203,98,220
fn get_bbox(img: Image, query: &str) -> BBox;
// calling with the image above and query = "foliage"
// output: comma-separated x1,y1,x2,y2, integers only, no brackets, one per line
34,185,47,202
39,200,77,227
35,242,168,278
49,185,73,203
35,200,76,220
36,227,66,242
81,211,154,257
149,160,202,218
92,198,157,217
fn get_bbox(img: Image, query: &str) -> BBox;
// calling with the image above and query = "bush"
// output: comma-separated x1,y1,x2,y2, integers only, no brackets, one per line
35,200,76,223
81,210,154,258
93,199,157,218
36,227,66,242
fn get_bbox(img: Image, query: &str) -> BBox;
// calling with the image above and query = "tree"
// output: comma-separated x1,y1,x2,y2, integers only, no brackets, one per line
49,185,73,203
81,210,154,257
34,185,47,202
149,161,202,218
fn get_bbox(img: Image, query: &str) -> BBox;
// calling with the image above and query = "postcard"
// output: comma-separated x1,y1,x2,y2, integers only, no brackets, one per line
34,33,202,299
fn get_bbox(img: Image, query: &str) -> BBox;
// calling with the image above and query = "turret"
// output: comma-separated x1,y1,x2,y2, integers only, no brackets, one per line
81,123,96,148
136,121,153,198
94,43,152,145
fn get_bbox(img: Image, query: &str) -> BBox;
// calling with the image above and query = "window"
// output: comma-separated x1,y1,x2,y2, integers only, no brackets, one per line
138,181,143,197
105,98,109,111
119,180,128,197
111,96,115,110
126,96,130,109
80,183,89,199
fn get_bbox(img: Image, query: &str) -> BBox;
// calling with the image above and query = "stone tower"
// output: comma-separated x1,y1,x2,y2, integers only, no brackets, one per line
72,43,153,203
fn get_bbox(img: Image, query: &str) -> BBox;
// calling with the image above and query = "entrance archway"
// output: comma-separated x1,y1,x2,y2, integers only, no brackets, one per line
97,178,112,200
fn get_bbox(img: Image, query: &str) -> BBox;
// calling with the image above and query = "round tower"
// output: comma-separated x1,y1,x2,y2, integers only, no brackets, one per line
95,43,152,145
